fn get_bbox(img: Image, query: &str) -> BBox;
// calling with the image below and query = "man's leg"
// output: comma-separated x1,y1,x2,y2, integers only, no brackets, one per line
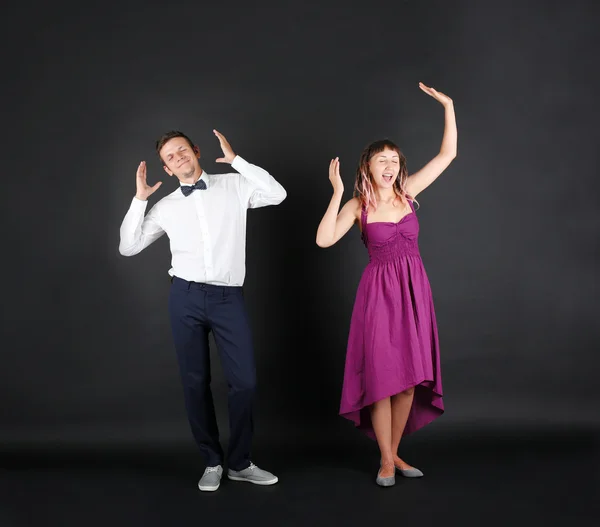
168,277,223,467
206,286,256,472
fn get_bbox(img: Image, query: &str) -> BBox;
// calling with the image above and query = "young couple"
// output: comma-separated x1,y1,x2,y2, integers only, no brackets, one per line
119,82,457,491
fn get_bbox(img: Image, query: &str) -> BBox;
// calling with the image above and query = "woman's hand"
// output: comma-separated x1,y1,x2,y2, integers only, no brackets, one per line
419,82,453,107
329,157,343,195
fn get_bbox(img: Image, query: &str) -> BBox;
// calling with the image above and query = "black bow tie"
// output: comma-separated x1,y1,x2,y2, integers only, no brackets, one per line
181,179,207,196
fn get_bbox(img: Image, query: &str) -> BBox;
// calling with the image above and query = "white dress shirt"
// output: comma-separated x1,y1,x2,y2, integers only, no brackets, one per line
119,156,286,286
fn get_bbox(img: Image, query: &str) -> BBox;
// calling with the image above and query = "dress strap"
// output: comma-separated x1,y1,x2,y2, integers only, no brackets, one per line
360,205,368,243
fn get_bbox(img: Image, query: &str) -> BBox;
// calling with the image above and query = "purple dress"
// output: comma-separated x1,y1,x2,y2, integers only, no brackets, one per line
339,199,444,439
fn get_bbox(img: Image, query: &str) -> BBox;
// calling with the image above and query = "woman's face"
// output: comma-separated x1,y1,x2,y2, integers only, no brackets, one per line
368,147,400,190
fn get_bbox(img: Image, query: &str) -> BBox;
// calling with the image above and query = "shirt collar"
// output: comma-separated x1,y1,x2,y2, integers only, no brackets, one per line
179,171,210,190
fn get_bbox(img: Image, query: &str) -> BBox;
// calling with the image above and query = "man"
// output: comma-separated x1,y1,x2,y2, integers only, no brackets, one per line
119,129,286,491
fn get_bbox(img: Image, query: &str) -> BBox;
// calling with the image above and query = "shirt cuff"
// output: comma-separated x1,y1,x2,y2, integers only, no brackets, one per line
131,196,149,209
231,155,248,171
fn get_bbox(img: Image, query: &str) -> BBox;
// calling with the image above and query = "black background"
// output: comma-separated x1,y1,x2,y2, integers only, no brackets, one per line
1,1,599,524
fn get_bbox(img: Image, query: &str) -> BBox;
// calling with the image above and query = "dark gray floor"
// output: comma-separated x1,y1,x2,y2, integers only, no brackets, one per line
0,427,598,527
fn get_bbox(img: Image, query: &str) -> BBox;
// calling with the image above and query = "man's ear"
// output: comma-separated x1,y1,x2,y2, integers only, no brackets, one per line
193,145,201,159
163,165,174,177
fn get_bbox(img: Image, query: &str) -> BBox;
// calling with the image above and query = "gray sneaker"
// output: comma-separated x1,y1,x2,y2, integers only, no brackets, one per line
227,462,278,485
198,465,223,492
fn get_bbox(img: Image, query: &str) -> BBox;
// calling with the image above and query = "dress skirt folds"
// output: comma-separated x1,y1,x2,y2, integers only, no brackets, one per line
339,200,444,439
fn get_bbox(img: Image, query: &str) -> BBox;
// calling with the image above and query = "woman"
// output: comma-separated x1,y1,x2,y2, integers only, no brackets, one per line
316,82,457,487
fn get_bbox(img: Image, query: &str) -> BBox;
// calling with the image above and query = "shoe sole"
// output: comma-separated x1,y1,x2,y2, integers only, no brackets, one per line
198,483,220,491
227,475,279,485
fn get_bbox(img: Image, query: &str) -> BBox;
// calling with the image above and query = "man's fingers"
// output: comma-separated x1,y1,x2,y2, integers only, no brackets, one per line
214,129,233,152
136,161,146,179
213,129,226,144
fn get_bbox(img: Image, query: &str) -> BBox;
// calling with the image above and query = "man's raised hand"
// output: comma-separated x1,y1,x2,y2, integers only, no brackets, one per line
135,161,162,201
214,130,237,164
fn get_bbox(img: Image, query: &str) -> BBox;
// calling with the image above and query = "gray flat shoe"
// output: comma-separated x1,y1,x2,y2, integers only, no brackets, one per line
376,469,396,487
397,467,424,478
380,459,424,478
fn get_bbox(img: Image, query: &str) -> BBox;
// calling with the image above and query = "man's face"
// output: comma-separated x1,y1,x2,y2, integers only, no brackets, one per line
160,137,201,179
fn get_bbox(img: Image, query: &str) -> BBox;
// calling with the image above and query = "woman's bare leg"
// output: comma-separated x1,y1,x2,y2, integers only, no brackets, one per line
370,397,394,477
390,387,416,469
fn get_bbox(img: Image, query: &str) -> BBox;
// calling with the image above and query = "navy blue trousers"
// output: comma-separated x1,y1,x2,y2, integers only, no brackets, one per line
168,276,256,471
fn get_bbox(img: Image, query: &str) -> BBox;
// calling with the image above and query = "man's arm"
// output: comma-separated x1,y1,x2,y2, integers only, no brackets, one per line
119,198,165,256
119,160,165,256
232,155,287,209
213,129,287,209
